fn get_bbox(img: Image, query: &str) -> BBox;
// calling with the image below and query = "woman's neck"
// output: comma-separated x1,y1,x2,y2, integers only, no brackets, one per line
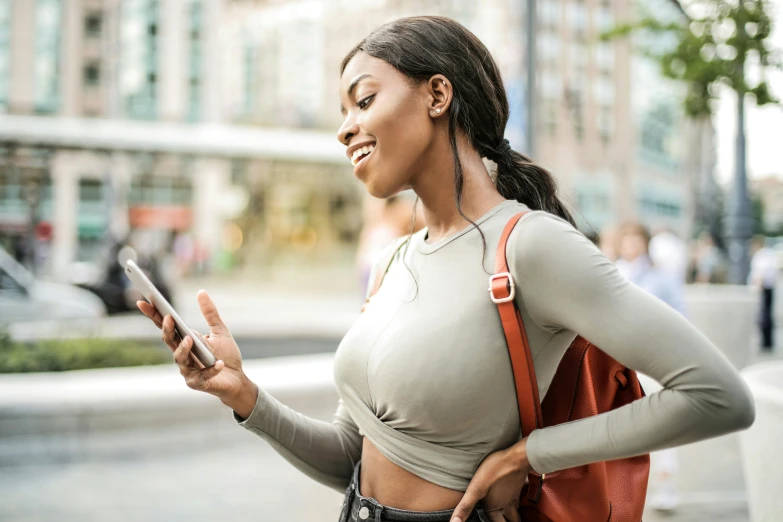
412,136,506,243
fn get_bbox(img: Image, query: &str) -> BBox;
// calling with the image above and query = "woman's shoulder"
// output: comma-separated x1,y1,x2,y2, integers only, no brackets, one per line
507,210,592,263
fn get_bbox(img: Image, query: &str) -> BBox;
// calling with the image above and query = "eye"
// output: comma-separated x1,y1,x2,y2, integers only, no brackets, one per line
357,94,375,110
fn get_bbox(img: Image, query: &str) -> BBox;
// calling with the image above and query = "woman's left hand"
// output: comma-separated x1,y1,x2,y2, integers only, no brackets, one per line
450,438,531,522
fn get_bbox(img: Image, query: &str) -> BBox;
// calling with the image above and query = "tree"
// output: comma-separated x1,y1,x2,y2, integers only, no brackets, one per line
603,0,781,284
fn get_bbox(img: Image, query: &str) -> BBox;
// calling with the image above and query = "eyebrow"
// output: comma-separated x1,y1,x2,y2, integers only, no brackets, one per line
348,74,373,97
340,74,373,114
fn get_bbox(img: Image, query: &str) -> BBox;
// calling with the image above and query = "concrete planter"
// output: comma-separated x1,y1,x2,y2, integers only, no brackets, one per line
684,284,758,369
740,362,783,522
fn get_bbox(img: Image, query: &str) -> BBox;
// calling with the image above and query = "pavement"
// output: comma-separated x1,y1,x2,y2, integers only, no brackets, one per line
8,266,366,342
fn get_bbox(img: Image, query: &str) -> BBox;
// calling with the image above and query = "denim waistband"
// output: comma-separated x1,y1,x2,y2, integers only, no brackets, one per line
338,461,490,522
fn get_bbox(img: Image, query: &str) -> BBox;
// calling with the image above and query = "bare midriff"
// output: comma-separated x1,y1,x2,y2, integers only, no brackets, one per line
359,437,464,511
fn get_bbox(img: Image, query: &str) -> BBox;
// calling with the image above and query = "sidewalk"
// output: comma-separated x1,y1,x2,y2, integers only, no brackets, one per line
8,265,366,341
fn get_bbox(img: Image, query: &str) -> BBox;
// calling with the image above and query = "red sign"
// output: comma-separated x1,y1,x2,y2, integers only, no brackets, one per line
128,206,192,231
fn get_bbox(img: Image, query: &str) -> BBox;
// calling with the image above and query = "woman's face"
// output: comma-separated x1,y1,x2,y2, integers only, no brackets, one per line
338,52,435,199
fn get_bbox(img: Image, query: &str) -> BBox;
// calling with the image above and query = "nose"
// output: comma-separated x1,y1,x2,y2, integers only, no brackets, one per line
337,116,359,146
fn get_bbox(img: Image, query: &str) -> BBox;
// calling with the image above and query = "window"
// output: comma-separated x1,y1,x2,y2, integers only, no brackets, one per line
538,32,561,62
0,0,10,110
569,0,587,33
242,40,257,116
541,99,558,135
540,70,562,99
83,63,100,86
120,0,158,119
570,42,588,69
594,74,614,107
595,42,614,72
598,107,613,141
187,0,202,122
79,179,103,202
539,0,560,28
84,12,102,38
231,159,247,186
565,77,584,140
594,6,613,31
34,0,63,113
129,177,192,206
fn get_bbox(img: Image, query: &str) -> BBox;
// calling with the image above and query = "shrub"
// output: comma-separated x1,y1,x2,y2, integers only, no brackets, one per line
0,334,171,373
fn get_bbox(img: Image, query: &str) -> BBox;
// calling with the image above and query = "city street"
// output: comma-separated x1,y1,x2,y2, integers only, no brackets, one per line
0,401,756,522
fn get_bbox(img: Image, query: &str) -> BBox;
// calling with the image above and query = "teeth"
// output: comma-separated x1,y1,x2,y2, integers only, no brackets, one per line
350,144,376,166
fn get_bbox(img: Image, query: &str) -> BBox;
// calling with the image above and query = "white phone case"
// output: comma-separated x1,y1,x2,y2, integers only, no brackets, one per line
124,259,217,367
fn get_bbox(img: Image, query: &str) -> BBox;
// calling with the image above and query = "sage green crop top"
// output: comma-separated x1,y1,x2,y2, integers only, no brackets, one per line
235,199,754,493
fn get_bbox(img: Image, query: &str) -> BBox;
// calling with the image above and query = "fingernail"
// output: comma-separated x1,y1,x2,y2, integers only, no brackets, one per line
451,518,461,522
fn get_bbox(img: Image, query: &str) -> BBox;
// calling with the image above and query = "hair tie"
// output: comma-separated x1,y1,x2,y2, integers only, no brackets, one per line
497,138,512,156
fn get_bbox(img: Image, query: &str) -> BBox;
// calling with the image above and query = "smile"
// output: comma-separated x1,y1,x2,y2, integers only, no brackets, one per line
351,144,376,167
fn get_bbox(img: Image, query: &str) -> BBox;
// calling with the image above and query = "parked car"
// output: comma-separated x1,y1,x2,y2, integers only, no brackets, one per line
0,246,107,323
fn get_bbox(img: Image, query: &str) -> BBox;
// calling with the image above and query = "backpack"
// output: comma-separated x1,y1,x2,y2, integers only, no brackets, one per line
490,211,649,522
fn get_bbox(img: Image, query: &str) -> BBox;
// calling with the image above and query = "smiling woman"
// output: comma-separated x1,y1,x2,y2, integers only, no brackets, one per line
135,15,755,522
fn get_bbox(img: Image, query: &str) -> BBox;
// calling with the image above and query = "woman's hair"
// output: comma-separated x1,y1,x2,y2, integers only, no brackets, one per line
342,16,574,286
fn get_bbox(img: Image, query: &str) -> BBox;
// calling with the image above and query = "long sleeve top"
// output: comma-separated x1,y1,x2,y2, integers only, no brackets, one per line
235,199,755,492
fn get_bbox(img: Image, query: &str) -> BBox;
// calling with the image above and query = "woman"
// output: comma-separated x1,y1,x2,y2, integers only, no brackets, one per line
138,17,754,522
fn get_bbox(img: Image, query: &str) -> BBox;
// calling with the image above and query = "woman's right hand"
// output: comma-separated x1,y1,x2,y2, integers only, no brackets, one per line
137,289,258,417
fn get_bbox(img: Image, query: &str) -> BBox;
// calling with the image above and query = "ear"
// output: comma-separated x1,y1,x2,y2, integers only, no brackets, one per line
426,74,452,119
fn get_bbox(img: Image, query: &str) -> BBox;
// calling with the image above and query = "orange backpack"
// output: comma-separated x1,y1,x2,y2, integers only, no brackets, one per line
490,211,650,522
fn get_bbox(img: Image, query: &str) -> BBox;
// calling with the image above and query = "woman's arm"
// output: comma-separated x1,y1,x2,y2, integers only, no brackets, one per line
232,238,406,492
234,389,362,493
509,212,755,475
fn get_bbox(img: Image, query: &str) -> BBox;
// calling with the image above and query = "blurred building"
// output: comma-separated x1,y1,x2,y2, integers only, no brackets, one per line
0,0,715,281
0,0,363,281
220,0,713,237
533,0,715,238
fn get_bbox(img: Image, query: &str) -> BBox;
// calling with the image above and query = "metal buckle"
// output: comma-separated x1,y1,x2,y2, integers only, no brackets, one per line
488,272,515,303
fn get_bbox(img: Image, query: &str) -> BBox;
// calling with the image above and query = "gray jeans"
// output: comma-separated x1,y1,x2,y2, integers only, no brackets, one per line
338,461,491,522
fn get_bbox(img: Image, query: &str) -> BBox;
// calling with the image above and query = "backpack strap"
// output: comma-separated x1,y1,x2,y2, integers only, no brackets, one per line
491,210,546,500
362,237,408,312
491,210,543,436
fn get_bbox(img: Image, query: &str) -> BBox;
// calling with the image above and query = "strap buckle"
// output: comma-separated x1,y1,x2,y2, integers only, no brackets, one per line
488,272,516,303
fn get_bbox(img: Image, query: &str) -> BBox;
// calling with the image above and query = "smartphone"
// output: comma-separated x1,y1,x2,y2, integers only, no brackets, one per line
124,259,217,367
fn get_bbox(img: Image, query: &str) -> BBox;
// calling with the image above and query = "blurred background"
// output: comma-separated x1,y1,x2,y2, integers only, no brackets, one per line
0,0,782,521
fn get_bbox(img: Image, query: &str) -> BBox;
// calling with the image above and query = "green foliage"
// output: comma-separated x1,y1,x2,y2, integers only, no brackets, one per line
602,0,781,117
0,335,171,373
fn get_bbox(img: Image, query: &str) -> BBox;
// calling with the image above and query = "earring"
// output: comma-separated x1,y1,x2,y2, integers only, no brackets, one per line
435,108,441,114
442,80,446,85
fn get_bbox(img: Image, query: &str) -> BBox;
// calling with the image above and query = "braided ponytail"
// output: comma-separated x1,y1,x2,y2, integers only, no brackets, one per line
487,141,575,227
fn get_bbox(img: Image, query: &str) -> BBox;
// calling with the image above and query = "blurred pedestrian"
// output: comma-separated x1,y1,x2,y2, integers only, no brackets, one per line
355,193,423,297
693,231,723,283
597,223,618,262
748,235,778,351
136,17,754,522
616,222,685,512
616,223,685,314
649,226,688,286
